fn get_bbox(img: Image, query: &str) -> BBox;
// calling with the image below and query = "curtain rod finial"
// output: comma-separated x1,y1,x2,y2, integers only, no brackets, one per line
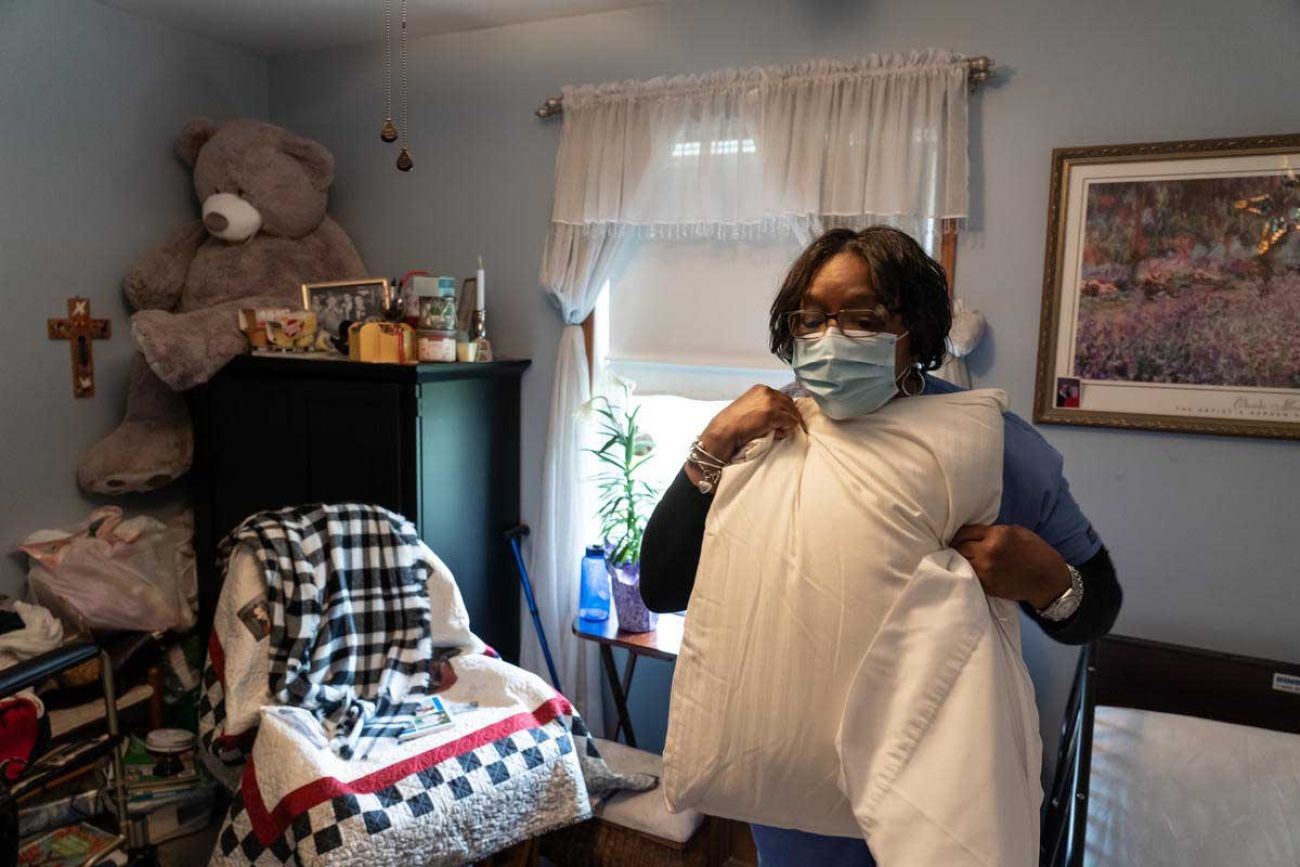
967,56,994,88
537,96,563,118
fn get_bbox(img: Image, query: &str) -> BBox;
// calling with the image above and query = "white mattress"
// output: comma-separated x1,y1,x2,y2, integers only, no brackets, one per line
1086,706,1300,867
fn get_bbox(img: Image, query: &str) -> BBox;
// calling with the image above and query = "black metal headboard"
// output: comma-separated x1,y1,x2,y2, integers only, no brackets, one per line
1091,634,1300,734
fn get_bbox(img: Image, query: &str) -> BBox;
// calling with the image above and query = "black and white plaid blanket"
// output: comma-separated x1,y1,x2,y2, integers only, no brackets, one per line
219,503,434,758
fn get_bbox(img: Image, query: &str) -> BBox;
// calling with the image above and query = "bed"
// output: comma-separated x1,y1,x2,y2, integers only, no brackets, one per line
1041,634,1300,867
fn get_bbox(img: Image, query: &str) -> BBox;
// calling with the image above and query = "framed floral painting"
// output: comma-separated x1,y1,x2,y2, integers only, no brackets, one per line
1035,133,1300,440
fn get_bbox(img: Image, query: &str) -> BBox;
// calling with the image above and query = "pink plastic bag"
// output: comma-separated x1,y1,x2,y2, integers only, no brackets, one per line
19,507,196,634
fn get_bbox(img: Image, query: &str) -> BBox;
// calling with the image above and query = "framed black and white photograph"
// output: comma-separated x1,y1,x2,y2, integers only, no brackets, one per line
301,278,391,338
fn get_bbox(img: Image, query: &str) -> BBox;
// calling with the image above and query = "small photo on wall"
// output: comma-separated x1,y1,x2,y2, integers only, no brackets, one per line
302,278,391,337
1055,377,1082,409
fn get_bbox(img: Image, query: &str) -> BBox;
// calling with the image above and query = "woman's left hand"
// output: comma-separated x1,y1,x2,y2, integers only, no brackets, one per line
951,524,1072,610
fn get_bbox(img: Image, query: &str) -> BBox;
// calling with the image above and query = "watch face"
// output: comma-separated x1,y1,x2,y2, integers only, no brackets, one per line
1054,592,1082,619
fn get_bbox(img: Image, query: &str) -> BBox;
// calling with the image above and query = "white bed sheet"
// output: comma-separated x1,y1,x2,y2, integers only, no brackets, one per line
1086,706,1300,867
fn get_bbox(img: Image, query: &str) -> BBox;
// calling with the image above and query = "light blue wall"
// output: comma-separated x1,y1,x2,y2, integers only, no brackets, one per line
0,0,267,595
267,0,1300,761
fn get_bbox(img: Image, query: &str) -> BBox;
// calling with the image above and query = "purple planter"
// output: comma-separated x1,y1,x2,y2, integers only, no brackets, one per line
607,560,657,633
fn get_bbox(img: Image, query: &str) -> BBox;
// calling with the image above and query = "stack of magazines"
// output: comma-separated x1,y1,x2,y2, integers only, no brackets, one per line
16,822,122,866
17,735,214,858
105,736,213,844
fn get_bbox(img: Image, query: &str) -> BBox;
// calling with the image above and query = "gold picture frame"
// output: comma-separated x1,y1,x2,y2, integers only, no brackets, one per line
301,278,392,338
1034,133,1300,440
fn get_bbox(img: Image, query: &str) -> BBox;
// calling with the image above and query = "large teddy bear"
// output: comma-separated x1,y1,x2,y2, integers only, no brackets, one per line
79,118,367,494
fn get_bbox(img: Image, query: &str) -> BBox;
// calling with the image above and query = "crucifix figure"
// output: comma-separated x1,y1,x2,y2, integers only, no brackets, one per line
48,297,111,398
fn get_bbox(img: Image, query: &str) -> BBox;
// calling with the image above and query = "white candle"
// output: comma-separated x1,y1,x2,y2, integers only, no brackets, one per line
476,255,486,311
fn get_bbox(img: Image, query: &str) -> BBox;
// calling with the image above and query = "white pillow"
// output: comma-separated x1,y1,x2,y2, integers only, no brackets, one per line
591,738,703,844
663,390,1016,837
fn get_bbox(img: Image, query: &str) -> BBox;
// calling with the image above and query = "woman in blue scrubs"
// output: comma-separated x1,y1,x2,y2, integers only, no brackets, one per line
640,226,1122,866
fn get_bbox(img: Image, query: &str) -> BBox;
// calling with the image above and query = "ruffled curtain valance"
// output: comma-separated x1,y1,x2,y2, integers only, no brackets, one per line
545,49,970,244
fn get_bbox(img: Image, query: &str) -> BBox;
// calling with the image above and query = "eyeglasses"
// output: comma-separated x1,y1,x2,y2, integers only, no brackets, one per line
787,307,892,339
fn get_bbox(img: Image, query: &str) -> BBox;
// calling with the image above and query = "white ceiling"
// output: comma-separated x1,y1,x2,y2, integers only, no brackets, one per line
94,0,667,56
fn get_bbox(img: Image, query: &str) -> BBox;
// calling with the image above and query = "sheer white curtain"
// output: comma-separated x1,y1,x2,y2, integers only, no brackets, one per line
527,225,629,730
531,50,971,723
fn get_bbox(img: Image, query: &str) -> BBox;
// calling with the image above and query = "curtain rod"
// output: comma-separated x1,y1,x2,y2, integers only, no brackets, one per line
535,55,993,118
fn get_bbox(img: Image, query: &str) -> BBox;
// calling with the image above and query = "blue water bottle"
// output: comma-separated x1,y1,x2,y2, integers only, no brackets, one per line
579,544,611,621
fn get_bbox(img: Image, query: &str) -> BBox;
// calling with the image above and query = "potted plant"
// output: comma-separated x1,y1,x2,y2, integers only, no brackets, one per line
586,387,659,633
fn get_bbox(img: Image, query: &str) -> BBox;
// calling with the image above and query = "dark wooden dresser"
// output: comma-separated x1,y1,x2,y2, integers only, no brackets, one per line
188,355,531,661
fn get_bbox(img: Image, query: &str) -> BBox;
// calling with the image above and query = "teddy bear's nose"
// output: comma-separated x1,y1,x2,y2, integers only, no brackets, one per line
201,192,262,242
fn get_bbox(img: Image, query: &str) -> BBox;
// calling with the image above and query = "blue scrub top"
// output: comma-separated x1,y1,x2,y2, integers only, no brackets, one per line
926,376,1101,565
757,376,1101,866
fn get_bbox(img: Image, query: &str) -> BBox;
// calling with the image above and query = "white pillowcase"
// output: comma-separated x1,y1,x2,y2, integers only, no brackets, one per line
663,390,1042,862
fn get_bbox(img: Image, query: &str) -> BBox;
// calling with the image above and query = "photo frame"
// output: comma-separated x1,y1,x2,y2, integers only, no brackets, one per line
301,278,392,339
457,277,477,334
1035,133,1300,440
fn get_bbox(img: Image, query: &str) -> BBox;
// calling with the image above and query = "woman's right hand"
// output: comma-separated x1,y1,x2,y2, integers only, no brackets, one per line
696,385,807,465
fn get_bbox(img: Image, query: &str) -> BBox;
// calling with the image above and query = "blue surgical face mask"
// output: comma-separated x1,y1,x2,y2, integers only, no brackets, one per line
792,329,908,419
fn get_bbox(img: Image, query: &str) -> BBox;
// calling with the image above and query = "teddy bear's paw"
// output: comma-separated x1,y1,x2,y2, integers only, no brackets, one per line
132,311,201,390
123,270,178,314
132,310,175,365
78,420,193,495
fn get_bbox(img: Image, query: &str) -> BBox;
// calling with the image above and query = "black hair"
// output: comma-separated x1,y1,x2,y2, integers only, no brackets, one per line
768,226,952,370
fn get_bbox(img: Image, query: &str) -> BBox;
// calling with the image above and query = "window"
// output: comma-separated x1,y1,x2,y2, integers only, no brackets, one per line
584,224,949,505
597,234,802,400
594,225,945,391
670,139,758,157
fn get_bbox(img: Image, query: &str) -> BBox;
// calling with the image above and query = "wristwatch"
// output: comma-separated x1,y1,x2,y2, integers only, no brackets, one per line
1037,564,1084,622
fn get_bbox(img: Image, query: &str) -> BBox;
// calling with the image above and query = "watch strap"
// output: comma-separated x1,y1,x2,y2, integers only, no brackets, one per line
1038,564,1084,622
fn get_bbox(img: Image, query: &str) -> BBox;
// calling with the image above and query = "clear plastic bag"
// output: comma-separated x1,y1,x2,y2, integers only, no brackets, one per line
19,507,196,634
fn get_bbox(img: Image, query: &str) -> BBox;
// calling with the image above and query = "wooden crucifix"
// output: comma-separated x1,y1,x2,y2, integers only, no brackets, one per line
48,297,111,398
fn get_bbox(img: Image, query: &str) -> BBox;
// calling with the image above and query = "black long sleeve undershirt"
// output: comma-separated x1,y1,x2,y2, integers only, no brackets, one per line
640,469,1122,646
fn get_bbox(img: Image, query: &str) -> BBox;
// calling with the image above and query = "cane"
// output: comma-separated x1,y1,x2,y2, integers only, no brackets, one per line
504,525,563,693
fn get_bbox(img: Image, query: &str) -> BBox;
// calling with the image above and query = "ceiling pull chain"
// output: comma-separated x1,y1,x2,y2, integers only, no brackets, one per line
396,0,414,171
380,0,398,142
